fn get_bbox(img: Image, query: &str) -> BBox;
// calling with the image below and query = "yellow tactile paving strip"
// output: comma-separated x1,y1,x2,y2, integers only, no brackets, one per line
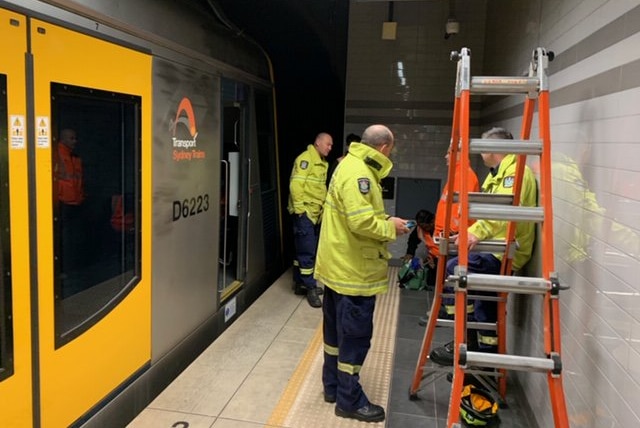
266,267,400,428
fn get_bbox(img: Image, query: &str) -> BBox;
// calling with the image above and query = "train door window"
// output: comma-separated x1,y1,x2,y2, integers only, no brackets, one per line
219,79,249,294
51,82,141,347
0,74,14,380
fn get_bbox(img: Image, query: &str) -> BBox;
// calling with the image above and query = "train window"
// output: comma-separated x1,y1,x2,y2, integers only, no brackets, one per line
254,89,281,268
0,74,14,381
51,83,141,348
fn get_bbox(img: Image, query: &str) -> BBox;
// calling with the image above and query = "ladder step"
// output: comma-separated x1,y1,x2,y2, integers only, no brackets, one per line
436,239,518,258
469,203,544,222
461,348,562,374
436,319,497,331
470,76,539,94
462,273,550,294
440,292,506,303
469,138,543,155
454,192,514,205
444,239,512,256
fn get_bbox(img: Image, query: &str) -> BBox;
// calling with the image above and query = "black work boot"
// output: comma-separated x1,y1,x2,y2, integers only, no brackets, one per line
429,340,455,366
293,283,307,295
306,287,322,308
335,402,385,422
294,283,323,295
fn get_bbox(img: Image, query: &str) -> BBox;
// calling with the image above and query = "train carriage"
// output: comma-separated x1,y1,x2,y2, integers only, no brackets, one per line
0,1,283,426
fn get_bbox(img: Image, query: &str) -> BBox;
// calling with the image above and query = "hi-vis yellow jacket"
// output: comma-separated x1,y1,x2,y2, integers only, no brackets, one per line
287,144,328,224
468,154,537,271
314,142,396,296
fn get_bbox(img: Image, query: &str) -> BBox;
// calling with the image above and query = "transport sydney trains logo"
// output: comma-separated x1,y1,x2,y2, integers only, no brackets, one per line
170,97,206,161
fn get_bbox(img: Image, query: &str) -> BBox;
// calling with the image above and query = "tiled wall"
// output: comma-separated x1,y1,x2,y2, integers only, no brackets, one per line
493,2,640,428
347,1,640,427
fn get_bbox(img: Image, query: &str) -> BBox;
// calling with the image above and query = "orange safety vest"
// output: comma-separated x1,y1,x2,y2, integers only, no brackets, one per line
421,229,439,258
55,143,84,205
434,162,479,238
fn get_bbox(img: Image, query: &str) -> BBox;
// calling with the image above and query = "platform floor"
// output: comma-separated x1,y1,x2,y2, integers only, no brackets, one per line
128,266,533,428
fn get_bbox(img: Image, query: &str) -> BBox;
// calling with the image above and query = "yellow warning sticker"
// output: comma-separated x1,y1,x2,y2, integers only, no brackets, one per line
10,115,25,149
37,116,50,148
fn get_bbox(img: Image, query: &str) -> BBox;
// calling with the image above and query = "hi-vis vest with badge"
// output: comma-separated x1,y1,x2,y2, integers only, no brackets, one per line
287,144,328,224
314,142,396,296
468,153,536,271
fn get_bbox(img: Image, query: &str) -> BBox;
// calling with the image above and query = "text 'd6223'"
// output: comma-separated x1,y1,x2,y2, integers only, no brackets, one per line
172,194,210,221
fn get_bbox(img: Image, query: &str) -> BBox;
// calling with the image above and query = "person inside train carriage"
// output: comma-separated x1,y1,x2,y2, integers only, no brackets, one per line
327,132,360,182
429,126,536,366
287,132,333,308
54,128,87,277
418,138,481,326
314,124,410,423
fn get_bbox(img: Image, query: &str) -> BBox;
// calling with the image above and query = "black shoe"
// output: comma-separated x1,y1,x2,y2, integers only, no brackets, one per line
294,283,324,295
306,288,322,308
418,315,429,326
429,341,455,366
293,283,307,295
324,392,336,403
335,403,385,422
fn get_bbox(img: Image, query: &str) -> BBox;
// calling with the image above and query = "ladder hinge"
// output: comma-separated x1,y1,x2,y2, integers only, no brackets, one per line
550,352,562,376
459,275,468,290
459,343,468,366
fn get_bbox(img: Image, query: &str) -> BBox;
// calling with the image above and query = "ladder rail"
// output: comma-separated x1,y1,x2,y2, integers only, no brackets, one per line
447,49,472,424
410,89,462,396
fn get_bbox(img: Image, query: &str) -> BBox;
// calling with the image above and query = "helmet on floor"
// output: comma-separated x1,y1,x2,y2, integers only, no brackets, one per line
460,384,499,427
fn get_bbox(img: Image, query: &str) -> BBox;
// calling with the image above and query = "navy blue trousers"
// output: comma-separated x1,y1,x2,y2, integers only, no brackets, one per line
322,287,375,411
292,213,319,288
445,253,501,351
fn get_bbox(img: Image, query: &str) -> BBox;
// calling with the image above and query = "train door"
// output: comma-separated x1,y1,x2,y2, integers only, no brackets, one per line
0,9,33,427
218,79,250,298
28,19,152,427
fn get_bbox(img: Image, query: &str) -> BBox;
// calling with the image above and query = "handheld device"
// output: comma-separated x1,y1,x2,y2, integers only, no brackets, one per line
406,220,416,230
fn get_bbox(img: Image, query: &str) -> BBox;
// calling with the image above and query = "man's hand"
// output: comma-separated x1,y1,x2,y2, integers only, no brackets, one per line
452,232,480,250
467,232,480,250
390,216,410,235
424,254,436,269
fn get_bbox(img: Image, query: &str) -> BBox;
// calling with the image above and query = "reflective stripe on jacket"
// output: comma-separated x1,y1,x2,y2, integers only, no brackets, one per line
56,143,84,205
287,144,328,224
468,154,536,270
314,142,395,296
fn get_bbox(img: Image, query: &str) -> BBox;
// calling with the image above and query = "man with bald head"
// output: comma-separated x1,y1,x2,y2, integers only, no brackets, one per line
315,124,410,423
287,132,333,307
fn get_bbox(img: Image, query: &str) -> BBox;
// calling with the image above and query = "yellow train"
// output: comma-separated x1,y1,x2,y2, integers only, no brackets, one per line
0,1,284,426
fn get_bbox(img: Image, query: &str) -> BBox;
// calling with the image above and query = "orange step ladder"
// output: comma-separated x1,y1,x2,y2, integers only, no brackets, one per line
409,47,570,427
